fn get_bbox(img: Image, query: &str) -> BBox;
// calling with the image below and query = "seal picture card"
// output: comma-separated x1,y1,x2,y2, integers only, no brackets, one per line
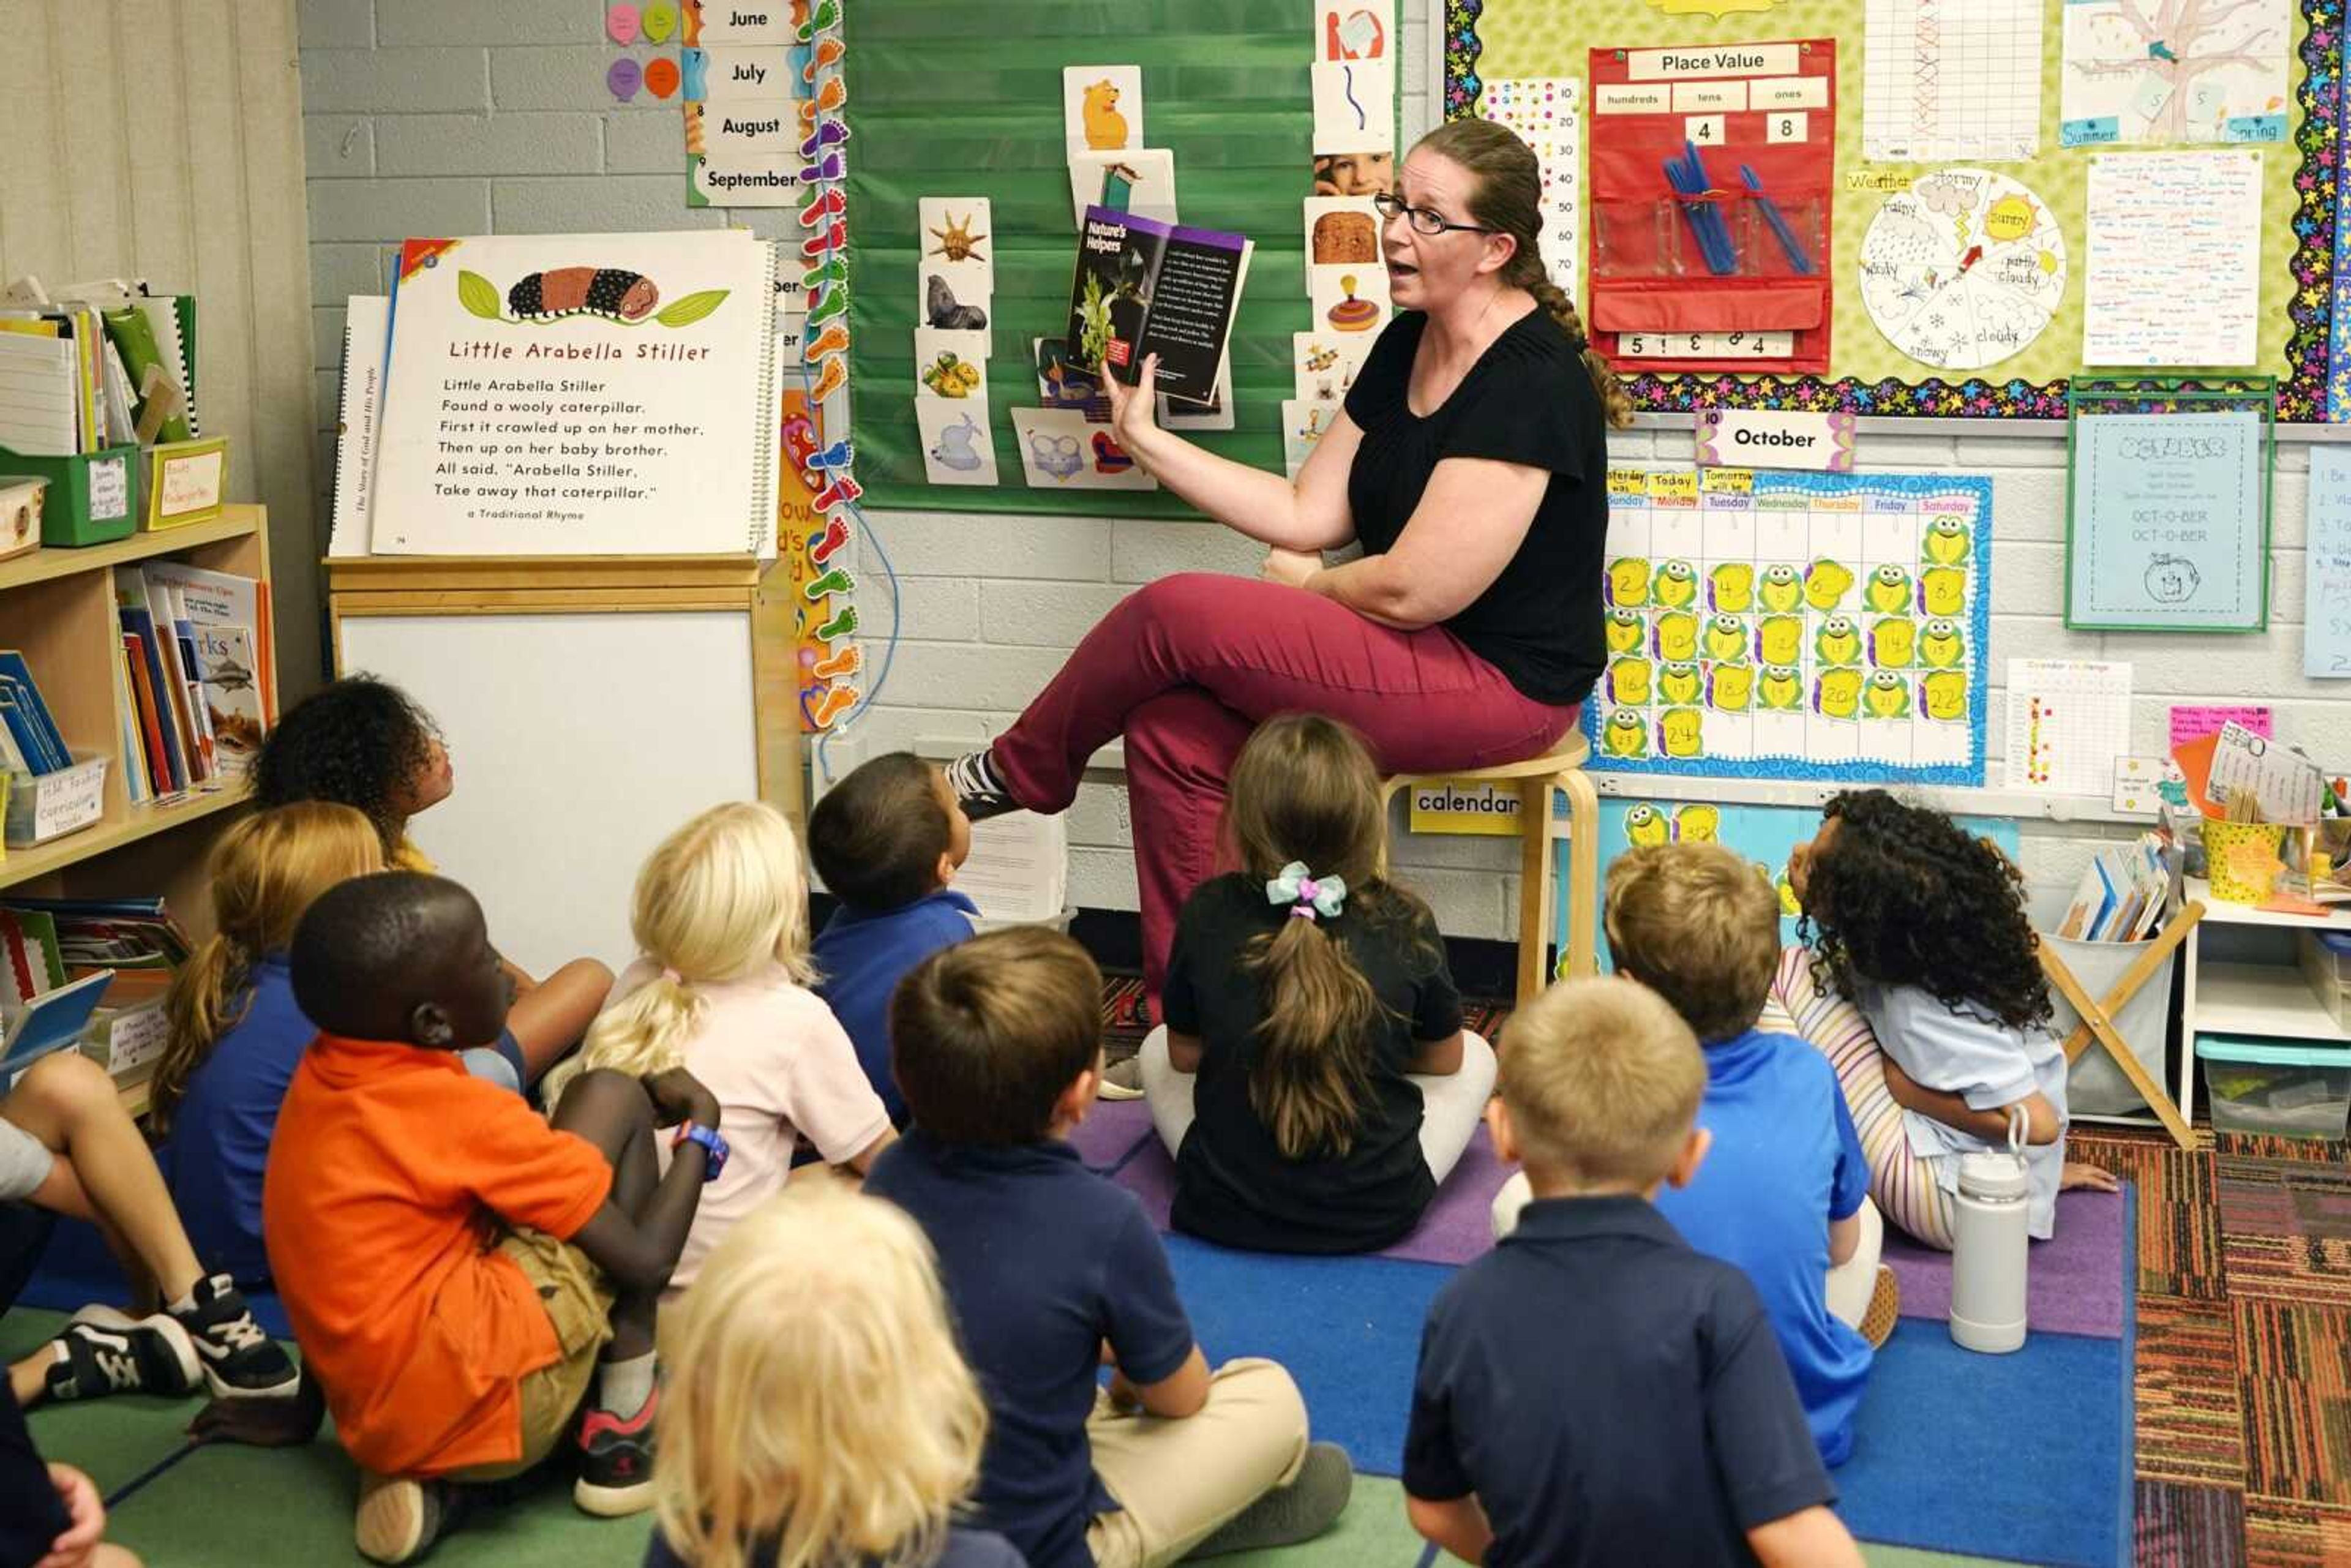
915,398,1000,487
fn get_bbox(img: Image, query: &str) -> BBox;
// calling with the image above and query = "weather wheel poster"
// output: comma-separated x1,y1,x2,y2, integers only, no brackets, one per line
1586,465,1993,787
371,231,779,557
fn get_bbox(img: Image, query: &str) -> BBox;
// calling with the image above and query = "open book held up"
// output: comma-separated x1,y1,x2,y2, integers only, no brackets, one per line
1066,206,1251,407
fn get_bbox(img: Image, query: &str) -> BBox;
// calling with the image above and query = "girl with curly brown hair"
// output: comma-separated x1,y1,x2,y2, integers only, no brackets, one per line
1779,791,2117,1250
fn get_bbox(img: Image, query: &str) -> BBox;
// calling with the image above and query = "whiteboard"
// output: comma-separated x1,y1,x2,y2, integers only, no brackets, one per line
339,611,759,977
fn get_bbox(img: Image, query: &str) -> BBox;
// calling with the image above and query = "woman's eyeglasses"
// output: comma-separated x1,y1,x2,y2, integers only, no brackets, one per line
1371,192,1497,238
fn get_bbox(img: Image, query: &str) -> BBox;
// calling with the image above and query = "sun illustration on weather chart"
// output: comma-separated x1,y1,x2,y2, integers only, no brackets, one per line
927,209,988,264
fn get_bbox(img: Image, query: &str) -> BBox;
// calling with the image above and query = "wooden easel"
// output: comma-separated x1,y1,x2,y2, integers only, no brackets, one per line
2038,900,2205,1149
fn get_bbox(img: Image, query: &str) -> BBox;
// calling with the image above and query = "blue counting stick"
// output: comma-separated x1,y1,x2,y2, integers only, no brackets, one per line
1740,165,1813,276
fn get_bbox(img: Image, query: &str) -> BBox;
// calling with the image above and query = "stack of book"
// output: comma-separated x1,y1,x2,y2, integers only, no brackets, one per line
0,649,72,776
0,279,197,457
2055,830,2181,943
2,896,188,1090
113,560,274,803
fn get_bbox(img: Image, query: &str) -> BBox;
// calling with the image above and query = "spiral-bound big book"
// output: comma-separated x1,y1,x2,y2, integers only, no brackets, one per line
367,231,785,557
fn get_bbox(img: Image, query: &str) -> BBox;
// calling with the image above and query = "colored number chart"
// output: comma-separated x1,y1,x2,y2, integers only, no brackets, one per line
1586,465,1993,786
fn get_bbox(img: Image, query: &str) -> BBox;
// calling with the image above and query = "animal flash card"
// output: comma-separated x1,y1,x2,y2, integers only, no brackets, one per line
918,197,993,304
1586,464,1993,786
1063,66,1143,154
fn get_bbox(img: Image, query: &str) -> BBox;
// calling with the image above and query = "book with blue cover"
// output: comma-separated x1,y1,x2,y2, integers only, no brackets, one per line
0,650,67,773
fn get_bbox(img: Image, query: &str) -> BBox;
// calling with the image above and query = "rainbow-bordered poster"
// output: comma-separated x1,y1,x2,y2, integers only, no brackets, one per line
1584,465,1993,786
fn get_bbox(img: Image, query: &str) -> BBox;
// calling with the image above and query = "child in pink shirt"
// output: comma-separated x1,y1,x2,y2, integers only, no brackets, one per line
548,803,893,1291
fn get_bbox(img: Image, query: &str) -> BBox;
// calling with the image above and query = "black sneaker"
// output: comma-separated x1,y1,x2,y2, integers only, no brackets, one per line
574,1381,660,1517
170,1272,301,1399
943,749,1022,823
355,1472,458,1565
43,1308,200,1401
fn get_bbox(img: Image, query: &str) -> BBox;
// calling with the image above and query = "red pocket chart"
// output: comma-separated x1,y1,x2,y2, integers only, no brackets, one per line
1586,40,1835,375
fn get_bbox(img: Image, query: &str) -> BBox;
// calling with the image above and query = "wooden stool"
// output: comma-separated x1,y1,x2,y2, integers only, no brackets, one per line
1380,736,1600,1009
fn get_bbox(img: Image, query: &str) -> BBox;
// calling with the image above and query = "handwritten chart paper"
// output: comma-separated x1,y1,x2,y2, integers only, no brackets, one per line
2308,447,2351,678
1585,465,1992,787
2067,411,2266,630
2005,659,2133,795
2083,152,2262,367
1862,0,2042,163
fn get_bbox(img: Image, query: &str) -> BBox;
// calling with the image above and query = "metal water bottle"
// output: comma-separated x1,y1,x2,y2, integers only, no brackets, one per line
1949,1108,2031,1354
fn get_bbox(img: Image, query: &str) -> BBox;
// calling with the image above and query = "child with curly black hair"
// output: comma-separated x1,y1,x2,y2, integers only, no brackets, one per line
1777,790,2117,1251
253,675,610,1086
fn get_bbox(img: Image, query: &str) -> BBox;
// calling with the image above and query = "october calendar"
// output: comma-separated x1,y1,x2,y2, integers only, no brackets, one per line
1586,464,1993,786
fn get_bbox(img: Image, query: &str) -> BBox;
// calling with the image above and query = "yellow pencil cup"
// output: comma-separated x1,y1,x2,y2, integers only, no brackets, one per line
2203,820,2289,903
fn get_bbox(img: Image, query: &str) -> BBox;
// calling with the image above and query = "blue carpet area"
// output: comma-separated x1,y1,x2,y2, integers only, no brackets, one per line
1166,1233,2131,1568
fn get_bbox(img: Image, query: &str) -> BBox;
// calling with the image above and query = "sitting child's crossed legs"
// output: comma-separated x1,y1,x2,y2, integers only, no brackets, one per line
1084,1357,1310,1568
1764,950,1953,1251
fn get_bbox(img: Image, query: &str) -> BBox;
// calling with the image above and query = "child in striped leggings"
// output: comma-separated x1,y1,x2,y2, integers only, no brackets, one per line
1769,792,2118,1250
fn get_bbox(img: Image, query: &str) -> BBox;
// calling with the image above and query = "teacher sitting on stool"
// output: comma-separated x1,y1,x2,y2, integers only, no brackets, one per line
947,118,1633,1024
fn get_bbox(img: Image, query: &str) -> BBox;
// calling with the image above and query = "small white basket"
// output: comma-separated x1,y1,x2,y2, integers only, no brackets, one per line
3,753,108,848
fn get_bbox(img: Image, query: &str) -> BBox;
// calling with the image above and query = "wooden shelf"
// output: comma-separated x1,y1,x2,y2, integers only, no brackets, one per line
2195,961,2351,1045
1,786,250,891
0,506,263,593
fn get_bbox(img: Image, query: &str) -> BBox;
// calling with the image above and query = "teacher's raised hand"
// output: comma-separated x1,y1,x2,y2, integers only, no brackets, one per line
1101,351,1164,465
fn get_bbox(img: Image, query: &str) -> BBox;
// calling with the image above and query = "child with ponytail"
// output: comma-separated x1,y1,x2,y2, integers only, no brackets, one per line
153,802,386,1286
1141,713,1496,1254
552,801,893,1293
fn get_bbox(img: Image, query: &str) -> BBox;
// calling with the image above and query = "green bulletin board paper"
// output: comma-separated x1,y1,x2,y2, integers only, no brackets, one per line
1462,0,2309,414
843,0,1344,517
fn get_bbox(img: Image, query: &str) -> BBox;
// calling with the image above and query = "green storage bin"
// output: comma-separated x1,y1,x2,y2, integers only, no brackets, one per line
0,441,139,546
2195,1035,2351,1139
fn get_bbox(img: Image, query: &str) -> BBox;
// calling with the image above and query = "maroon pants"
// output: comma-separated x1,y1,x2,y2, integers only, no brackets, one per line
989,574,1579,999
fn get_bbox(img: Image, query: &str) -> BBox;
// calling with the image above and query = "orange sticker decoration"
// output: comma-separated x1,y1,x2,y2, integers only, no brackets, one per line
643,55,681,99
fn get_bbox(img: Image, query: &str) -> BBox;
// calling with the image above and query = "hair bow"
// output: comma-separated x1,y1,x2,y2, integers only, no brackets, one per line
1265,861,1347,922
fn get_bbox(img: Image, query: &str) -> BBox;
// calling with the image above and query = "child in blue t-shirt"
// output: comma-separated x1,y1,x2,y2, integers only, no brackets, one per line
1492,841,1895,1468
808,753,975,1127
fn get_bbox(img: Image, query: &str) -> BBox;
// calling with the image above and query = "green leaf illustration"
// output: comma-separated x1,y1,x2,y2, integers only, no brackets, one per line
654,289,730,328
456,270,503,321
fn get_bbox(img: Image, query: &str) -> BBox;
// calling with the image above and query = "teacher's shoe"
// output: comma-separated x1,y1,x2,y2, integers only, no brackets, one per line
945,749,1023,822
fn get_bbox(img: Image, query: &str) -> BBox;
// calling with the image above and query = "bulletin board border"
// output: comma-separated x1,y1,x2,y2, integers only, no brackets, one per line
1441,0,2345,422
1579,467,1995,789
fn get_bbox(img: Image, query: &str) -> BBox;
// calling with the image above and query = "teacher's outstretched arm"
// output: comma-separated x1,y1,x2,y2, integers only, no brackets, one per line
1290,457,1546,631
1104,353,1360,553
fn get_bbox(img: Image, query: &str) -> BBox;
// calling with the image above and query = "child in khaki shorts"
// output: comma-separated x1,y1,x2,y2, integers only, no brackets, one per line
264,872,729,1564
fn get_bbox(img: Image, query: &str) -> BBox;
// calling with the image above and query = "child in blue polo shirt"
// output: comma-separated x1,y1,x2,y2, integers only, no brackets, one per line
809,753,976,1127
866,928,1352,1568
1499,842,1896,1467
1407,976,1862,1568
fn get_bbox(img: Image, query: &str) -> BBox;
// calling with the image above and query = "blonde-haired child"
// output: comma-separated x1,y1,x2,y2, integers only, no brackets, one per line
1139,713,1494,1254
648,1183,1021,1568
557,801,892,1291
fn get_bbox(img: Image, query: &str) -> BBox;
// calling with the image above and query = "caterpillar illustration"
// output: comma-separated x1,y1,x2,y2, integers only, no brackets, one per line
506,267,661,322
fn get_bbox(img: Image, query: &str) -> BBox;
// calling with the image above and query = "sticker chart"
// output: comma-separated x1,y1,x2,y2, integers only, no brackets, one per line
2004,659,2135,795
1861,0,2044,164
1586,465,1993,786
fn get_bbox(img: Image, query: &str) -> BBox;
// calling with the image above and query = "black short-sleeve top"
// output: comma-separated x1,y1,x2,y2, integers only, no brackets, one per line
1342,307,1609,707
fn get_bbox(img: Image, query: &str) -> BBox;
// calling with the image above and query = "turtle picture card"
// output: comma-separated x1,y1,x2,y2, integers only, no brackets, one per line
915,397,1000,487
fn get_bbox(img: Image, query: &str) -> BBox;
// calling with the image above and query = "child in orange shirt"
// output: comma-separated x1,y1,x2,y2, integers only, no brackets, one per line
264,871,725,1565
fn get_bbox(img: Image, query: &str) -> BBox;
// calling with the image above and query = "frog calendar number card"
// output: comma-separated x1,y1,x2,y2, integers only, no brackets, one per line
1587,465,1992,786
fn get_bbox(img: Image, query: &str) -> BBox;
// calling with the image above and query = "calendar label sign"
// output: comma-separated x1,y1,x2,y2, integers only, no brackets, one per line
1694,408,1856,473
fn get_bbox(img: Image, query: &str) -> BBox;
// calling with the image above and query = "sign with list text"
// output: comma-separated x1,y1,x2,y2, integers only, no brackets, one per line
2066,408,2268,632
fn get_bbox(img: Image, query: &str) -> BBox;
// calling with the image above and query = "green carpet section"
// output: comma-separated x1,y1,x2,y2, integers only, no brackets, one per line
4,1308,198,1498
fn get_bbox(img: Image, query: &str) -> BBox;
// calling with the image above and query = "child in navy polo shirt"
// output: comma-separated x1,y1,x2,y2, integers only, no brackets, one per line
865,928,1352,1568
1495,843,1897,1468
809,753,976,1127
1405,977,1862,1568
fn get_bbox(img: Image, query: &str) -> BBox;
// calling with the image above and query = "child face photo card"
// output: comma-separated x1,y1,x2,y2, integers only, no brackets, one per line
1311,60,1394,154
1013,407,1155,490
1313,148,1395,198
918,197,993,301
913,326,989,401
1063,66,1143,154
915,399,1000,487
1067,149,1178,227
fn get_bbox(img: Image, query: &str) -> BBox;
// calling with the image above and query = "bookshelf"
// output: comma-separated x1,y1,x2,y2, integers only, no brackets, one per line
0,503,274,926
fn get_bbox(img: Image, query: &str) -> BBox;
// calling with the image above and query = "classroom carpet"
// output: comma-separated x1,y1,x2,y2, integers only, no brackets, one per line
10,981,2331,1564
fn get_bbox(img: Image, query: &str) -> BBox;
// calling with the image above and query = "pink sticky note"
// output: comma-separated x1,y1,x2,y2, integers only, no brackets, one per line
606,4,641,43
2170,703,2272,752
607,56,643,100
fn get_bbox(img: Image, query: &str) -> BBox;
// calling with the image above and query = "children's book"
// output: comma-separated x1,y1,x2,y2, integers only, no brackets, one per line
194,626,264,778
138,560,274,721
115,604,187,793
0,967,116,1082
329,296,389,558
0,652,67,773
1065,206,1253,406
121,633,168,798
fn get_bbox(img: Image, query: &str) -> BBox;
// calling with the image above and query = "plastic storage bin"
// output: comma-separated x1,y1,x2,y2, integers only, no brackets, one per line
2195,1035,2351,1139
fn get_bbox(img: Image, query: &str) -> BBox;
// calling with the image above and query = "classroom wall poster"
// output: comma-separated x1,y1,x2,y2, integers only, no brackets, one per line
1584,464,1993,787
2307,446,2351,677
2064,409,2269,631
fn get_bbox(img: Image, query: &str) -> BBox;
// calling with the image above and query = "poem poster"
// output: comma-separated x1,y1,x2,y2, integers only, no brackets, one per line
371,231,779,557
